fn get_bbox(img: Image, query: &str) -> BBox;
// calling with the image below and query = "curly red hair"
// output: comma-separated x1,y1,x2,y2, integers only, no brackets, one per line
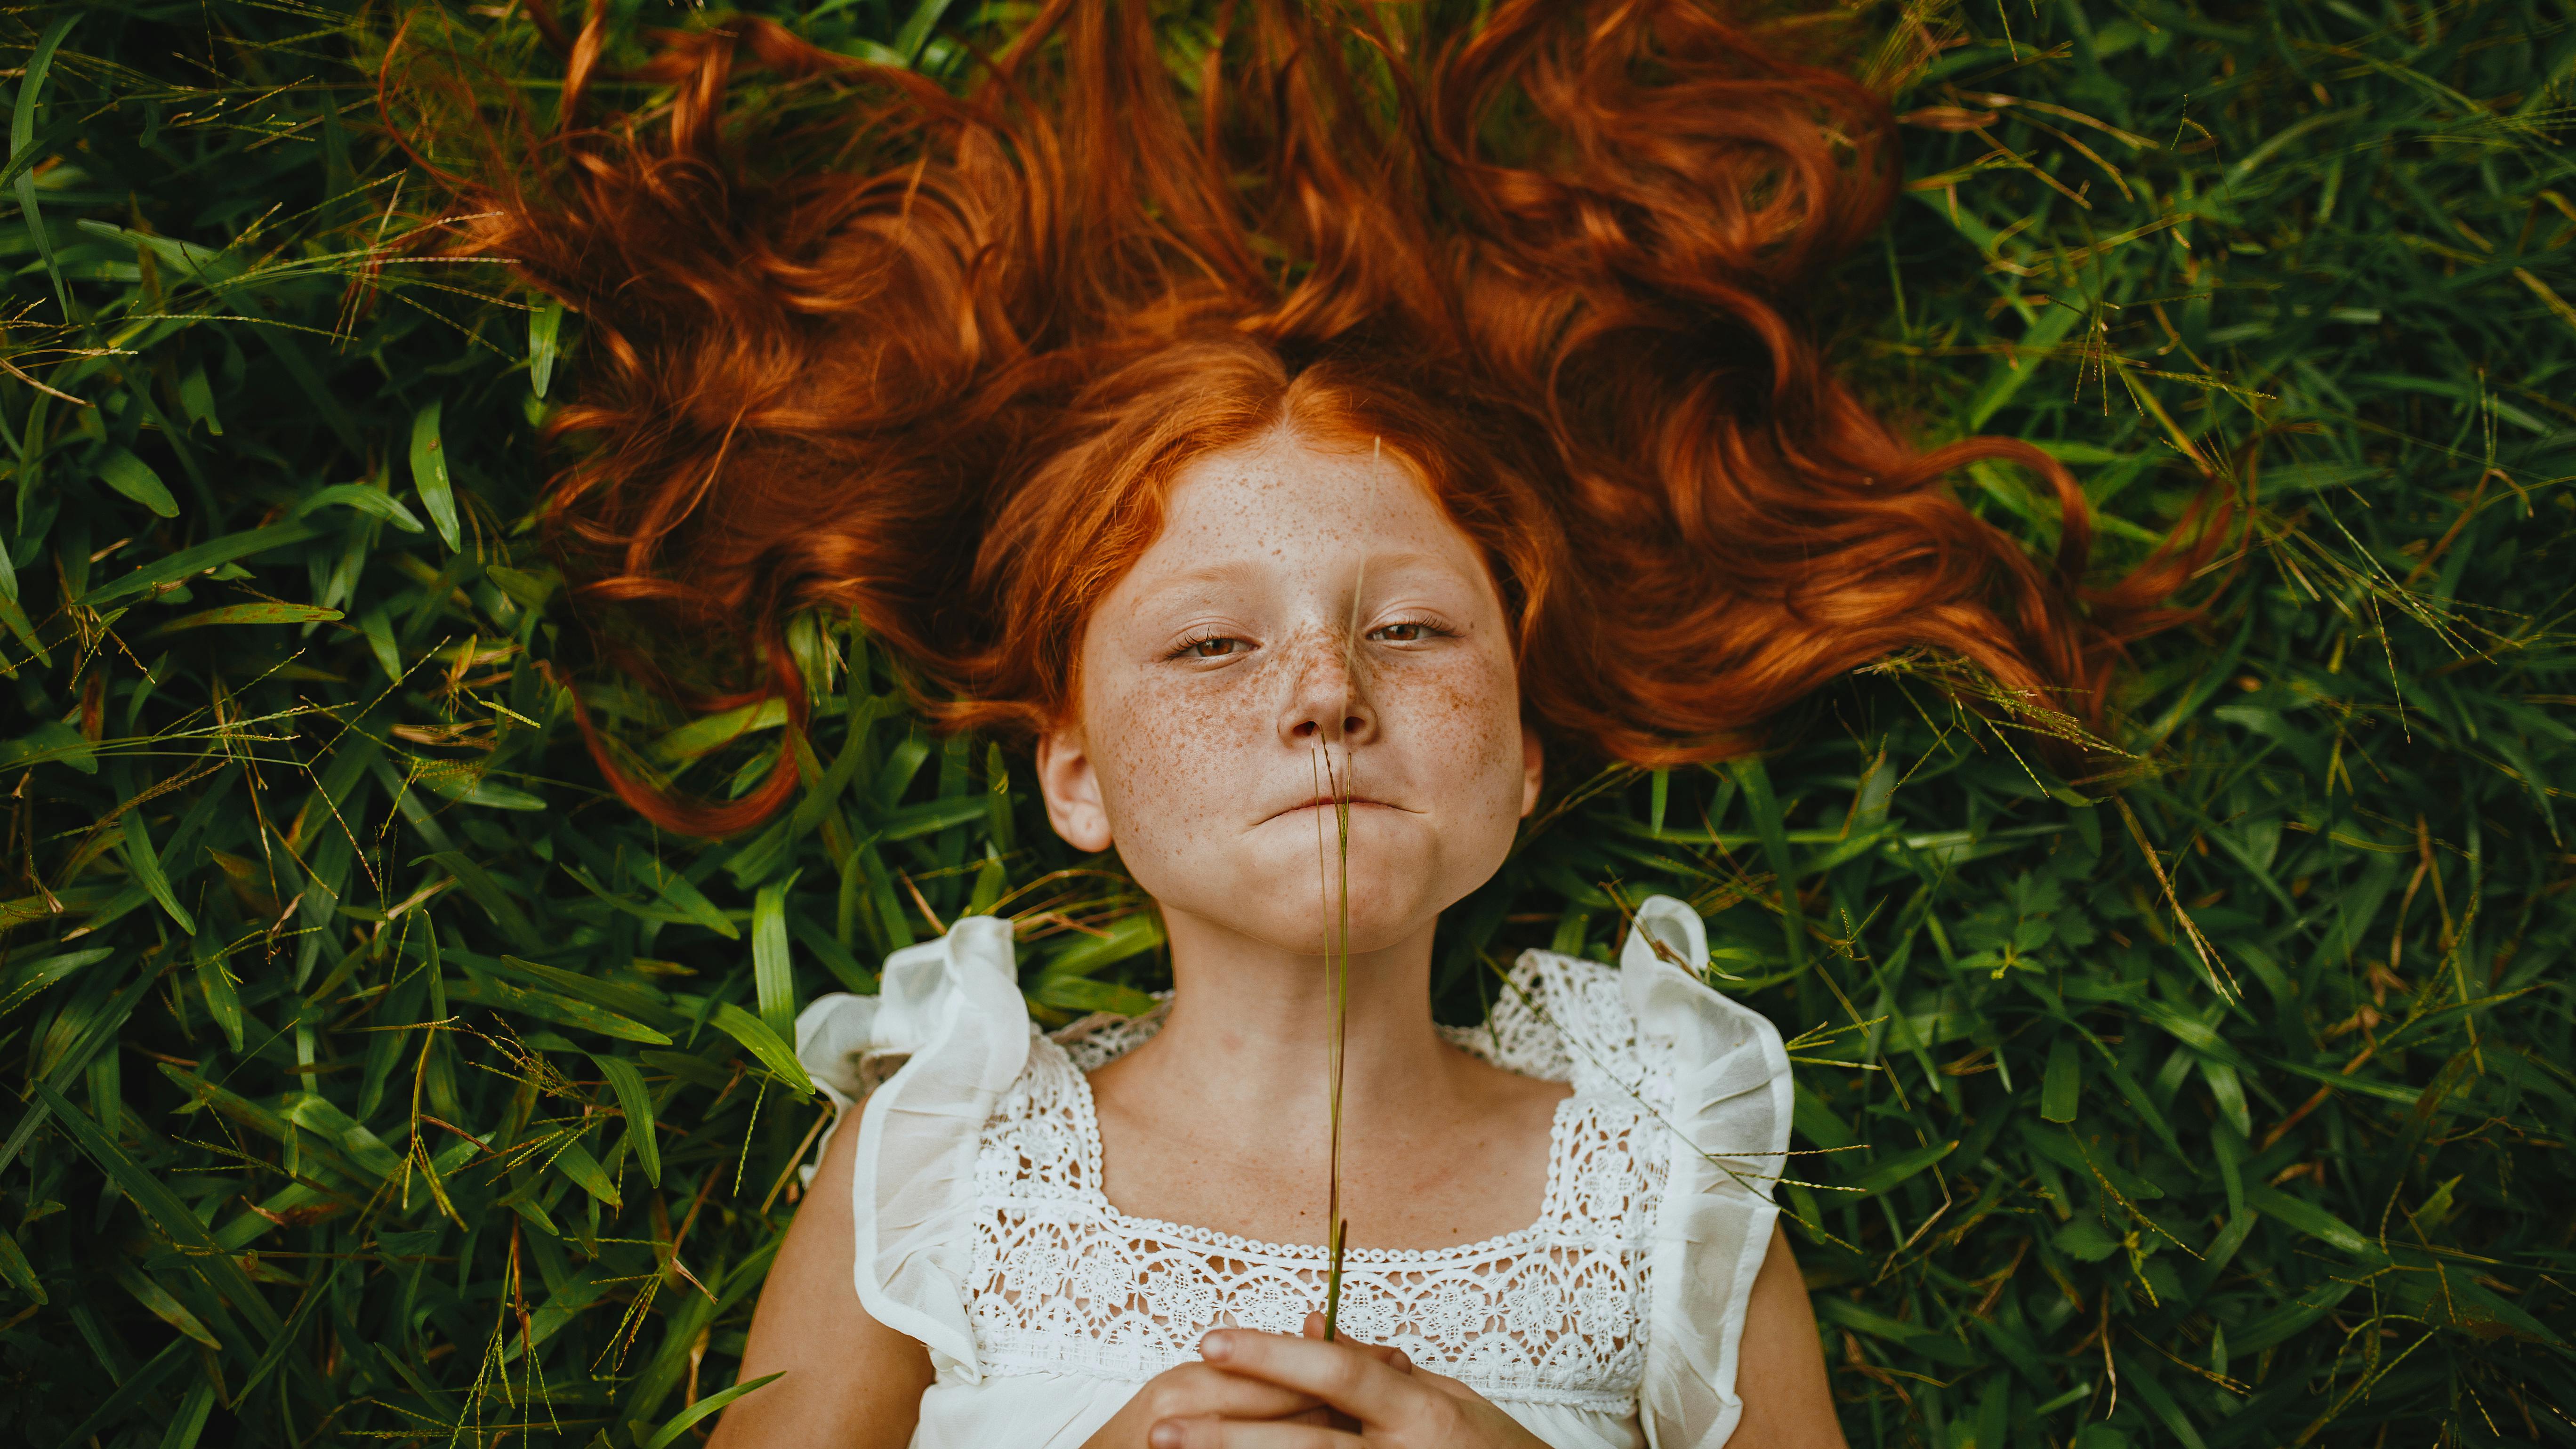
397,0,2221,836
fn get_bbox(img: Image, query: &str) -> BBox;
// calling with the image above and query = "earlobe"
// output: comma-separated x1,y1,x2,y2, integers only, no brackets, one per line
1035,729,1115,853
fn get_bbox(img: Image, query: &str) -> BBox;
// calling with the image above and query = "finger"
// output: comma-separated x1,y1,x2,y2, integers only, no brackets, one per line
1197,1330,1418,1423
1364,1344,1412,1374
1144,1362,1326,1422
1147,1416,1365,1449
1410,1364,1476,1399
1299,1310,1411,1372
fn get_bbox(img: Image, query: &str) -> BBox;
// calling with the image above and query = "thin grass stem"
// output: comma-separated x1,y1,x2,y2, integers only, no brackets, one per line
1324,746,1352,1340
1316,554,1367,1341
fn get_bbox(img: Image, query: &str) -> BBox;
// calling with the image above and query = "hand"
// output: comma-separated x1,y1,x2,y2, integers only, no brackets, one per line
1079,1355,1331,1449
1144,1324,1550,1449
1084,1316,1426,1449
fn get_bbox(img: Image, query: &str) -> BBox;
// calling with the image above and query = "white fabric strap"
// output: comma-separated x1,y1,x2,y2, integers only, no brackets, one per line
1623,895,1793,1449
794,914,1030,1382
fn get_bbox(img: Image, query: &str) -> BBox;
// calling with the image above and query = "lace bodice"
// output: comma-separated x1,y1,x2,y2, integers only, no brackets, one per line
794,895,1794,1449
966,994,1669,1406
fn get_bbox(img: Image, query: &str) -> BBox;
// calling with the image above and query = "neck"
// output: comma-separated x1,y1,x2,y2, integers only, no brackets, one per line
1138,901,1457,1131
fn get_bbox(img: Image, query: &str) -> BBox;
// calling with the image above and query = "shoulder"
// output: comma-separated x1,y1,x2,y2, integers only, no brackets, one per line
1053,991,1172,1071
1589,896,1793,1449
796,915,1030,1111
1444,942,1629,1093
1613,896,1795,1180
1443,900,1798,1446
788,916,1038,1381
972,1029,1098,1200
1448,896,1791,1137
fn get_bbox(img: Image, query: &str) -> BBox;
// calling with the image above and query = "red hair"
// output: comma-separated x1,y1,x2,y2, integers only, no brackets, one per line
394,0,2224,836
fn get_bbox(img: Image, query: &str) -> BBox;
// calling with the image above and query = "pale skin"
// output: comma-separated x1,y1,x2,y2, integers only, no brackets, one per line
708,430,1847,1449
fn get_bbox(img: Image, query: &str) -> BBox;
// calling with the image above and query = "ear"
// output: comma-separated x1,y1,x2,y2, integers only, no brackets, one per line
1035,725,1116,853
1519,720,1545,820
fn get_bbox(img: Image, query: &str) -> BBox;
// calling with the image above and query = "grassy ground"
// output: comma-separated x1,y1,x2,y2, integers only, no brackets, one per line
2,1,2572,1446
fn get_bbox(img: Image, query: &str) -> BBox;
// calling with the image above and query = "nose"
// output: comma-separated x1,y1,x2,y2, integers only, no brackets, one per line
1276,624,1377,752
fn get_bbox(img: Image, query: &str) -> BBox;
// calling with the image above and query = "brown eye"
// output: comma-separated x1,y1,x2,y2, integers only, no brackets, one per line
1371,621,1432,642
1188,636,1240,658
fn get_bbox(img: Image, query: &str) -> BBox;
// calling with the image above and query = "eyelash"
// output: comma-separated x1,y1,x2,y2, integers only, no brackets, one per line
1164,617,1455,661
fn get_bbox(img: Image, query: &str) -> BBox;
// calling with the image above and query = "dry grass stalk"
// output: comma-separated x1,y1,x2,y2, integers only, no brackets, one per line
1310,550,1369,1340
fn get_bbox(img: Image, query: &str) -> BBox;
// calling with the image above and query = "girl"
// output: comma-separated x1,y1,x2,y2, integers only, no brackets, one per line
760,417,1839,1449
415,1,2213,1443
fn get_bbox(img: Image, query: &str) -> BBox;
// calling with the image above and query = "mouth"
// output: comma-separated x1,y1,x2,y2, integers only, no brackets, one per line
1262,795,1404,825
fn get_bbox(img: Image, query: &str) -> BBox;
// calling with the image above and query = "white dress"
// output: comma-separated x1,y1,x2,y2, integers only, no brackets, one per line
793,894,1793,1449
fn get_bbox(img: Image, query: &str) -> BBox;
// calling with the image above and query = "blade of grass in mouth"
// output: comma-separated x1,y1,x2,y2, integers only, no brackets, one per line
1316,739,1352,1342
1318,549,1367,1342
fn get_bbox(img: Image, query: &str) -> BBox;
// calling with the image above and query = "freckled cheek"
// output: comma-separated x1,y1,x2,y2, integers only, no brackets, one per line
1092,683,1264,849
1395,659,1522,806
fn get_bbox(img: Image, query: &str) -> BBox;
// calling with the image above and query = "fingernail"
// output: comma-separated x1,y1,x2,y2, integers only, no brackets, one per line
1149,1425,1181,1449
1199,1331,1232,1361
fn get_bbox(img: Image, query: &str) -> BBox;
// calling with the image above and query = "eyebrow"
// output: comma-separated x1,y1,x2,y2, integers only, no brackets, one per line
1132,560,1264,608
1131,551,1462,609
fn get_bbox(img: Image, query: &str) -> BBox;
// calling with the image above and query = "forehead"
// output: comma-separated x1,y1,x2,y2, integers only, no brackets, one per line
1124,432,1487,590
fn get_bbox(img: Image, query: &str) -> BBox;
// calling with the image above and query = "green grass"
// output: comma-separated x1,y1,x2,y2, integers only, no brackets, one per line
2,1,2572,1447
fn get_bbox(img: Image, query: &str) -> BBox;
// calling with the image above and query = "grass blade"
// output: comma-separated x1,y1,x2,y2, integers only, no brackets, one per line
408,397,459,550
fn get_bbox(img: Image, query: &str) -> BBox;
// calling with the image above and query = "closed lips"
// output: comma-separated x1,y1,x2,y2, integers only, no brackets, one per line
1265,795,1398,822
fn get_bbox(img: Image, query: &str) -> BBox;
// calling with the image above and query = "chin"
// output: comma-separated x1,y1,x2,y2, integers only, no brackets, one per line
1150,848,1450,957
1231,901,1434,958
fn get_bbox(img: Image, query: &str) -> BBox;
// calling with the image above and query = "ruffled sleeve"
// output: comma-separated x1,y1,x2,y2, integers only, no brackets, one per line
1620,895,1795,1449
792,915,1030,1382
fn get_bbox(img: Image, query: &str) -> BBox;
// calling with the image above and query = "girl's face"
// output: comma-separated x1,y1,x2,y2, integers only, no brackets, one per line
1035,429,1543,958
